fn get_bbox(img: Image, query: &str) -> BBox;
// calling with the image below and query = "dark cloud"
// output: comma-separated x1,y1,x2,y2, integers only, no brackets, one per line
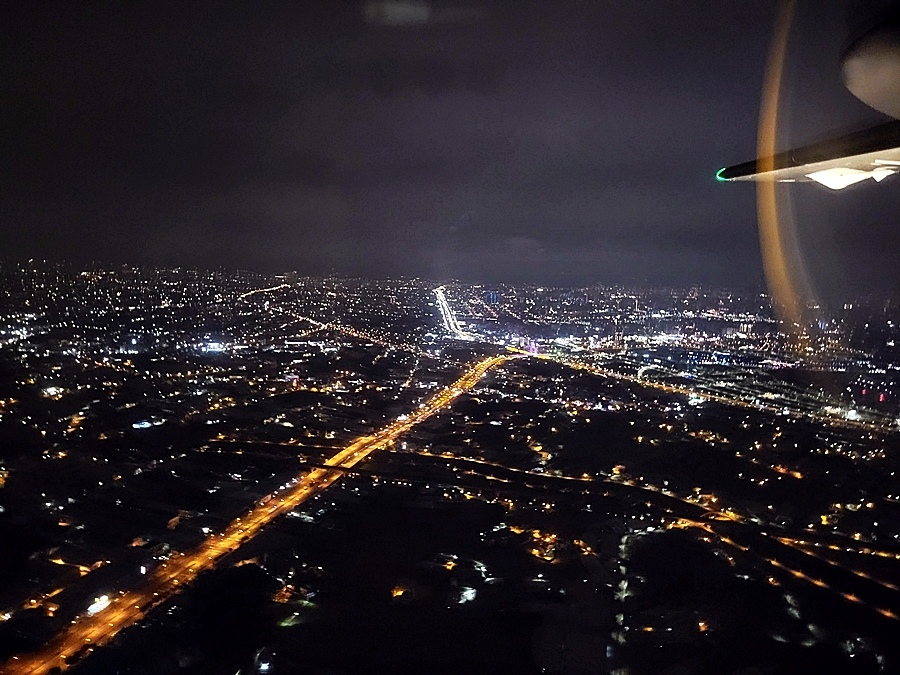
1,0,896,296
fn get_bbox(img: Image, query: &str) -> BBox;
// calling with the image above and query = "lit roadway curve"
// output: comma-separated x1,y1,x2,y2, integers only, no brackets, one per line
1,354,515,675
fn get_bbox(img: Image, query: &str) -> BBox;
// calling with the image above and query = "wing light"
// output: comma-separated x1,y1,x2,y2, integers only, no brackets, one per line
804,167,897,190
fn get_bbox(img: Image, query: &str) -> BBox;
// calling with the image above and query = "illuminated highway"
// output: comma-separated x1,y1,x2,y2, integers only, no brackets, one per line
775,536,900,592
235,283,291,301
434,286,477,340
518,348,897,434
0,355,514,674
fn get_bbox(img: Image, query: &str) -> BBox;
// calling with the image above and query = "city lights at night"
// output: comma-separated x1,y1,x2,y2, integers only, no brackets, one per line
2,2,900,673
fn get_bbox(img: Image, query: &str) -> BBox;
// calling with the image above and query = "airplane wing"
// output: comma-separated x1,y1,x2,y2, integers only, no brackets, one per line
716,120,900,189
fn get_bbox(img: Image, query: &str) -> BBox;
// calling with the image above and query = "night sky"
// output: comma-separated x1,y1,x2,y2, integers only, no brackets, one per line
3,1,899,294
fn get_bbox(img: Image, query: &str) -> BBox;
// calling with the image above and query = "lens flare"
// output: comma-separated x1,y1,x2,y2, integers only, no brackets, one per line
756,0,815,343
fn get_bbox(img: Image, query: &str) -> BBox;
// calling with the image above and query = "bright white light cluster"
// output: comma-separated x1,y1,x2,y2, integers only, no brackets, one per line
805,166,897,190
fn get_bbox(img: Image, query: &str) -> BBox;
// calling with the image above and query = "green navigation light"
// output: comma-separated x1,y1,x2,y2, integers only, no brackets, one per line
715,167,728,182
